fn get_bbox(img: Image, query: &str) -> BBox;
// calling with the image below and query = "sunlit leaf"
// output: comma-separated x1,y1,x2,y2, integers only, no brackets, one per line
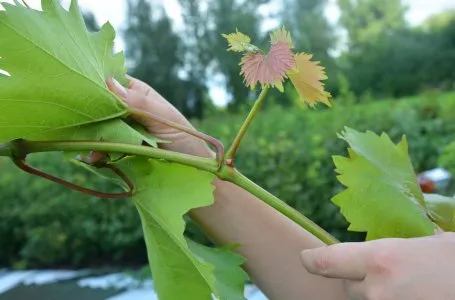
0,0,128,142
332,128,435,240
222,29,252,52
288,53,331,108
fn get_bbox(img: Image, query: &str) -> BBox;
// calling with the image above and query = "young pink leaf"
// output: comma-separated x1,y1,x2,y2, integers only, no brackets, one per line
240,42,296,91
288,53,331,107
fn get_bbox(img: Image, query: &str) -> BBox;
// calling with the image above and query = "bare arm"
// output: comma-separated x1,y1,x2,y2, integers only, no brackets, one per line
192,178,347,299
107,76,348,300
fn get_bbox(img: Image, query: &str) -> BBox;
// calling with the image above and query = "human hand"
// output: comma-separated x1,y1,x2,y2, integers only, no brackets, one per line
106,76,213,158
300,233,455,300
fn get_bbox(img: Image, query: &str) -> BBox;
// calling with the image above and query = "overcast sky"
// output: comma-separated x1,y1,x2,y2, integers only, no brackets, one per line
2,0,455,105
3,0,455,51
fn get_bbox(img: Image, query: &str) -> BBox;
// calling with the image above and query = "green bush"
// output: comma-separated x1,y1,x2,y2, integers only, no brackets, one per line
1,91,454,268
0,154,146,268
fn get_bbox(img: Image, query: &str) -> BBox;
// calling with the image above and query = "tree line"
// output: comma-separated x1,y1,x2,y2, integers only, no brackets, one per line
84,0,455,118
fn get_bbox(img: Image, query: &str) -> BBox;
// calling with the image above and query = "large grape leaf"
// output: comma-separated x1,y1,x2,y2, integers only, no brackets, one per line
332,128,435,240
188,240,249,300
115,157,238,299
26,119,158,147
0,0,129,143
424,193,455,232
26,118,161,162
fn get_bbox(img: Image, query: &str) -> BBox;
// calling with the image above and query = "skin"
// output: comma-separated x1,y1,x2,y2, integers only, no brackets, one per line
107,76,455,300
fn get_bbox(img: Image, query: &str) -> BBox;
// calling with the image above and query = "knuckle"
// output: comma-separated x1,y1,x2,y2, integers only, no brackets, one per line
314,250,332,274
369,248,396,275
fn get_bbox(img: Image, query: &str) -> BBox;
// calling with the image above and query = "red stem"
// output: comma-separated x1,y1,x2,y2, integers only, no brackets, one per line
12,157,133,199
129,108,224,167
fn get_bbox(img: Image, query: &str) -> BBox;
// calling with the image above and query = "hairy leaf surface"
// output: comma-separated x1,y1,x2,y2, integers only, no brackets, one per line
0,0,128,142
240,42,295,92
332,128,435,240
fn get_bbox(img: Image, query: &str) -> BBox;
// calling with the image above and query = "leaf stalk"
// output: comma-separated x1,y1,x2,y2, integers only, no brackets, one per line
225,87,269,164
220,166,339,245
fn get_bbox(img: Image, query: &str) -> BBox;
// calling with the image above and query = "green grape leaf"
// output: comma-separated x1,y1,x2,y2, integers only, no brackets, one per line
115,157,220,299
424,193,455,232
26,119,157,147
332,128,435,240
70,159,130,191
0,0,128,143
129,122,170,146
26,118,160,160
188,240,249,300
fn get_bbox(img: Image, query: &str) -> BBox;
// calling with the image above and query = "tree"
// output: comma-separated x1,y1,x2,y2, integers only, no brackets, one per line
338,0,407,51
178,0,270,111
82,11,99,32
337,0,408,97
123,0,205,118
337,2,455,98
279,0,338,97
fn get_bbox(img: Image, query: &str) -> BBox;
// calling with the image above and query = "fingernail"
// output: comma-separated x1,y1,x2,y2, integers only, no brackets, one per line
112,78,128,98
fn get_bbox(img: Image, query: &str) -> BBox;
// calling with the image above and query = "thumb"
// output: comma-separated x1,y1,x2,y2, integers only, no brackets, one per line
106,77,156,115
106,77,128,100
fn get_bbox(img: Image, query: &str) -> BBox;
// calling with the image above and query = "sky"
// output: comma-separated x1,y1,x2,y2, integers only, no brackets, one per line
1,0,455,105
3,0,455,50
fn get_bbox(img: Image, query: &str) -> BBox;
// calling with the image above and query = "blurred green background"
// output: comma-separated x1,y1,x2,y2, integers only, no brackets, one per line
1,0,455,269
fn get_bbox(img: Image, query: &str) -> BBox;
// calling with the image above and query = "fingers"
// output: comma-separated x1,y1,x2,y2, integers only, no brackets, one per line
300,242,372,280
106,77,156,113
125,74,153,94
106,77,128,99
106,76,193,131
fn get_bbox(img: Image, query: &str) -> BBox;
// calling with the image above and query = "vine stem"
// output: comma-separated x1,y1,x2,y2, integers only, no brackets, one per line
0,139,339,245
222,167,339,245
225,87,269,163
128,107,225,167
2,140,219,174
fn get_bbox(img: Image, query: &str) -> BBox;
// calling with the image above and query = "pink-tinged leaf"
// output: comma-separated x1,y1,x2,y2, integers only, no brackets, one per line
240,42,296,91
288,53,331,108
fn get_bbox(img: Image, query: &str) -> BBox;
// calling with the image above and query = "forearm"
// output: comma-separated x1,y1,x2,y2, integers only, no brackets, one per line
190,178,348,300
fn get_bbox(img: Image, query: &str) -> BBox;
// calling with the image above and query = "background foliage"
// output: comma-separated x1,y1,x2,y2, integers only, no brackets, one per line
1,90,454,268
1,0,455,268
120,0,455,116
